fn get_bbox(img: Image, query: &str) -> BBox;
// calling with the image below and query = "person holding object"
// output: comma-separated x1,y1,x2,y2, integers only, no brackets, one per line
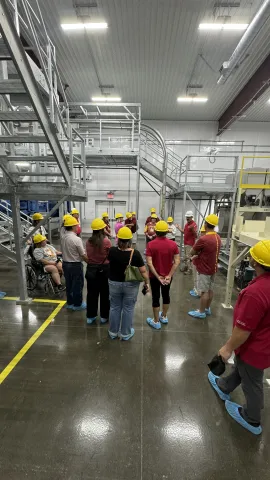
102,212,111,238
167,216,177,241
71,208,82,236
208,240,270,436
33,234,65,292
189,224,206,298
61,215,88,311
176,211,197,275
114,213,124,245
145,207,160,225
85,218,111,325
188,214,221,319
108,226,149,341
144,213,157,244
146,221,180,330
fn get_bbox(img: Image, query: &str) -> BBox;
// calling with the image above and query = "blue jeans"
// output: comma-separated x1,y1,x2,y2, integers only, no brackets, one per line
63,261,84,307
109,280,140,337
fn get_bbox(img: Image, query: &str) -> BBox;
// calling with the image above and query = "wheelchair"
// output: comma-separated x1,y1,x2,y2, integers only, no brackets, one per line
25,259,59,295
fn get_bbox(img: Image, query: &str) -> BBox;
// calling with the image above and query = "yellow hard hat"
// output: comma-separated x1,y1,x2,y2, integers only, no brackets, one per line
151,208,156,213
205,214,219,226
102,212,109,218
32,212,43,221
126,212,132,219
250,240,270,267
64,216,79,227
151,213,158,219
167,217,173,223
155,220,169,232
200,225,206,232
71,208,79,215
91,218,107,231
33,233,46,244
117,226,133,240
115,213,123,219
63,214,72,221
132,211,136,215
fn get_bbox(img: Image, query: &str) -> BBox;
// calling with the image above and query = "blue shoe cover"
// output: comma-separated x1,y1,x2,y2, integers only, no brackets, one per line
146,318,161,329
65,304,74,309
208,372,231,401
205,308,211,316
87,317,96,325
121,328,135,341
108,330,118,340
0,291,6,299
225,400,262,435
189,289,200,298
100,318,108,324
72,302,86,311
159,311,168,324
188,310,206,319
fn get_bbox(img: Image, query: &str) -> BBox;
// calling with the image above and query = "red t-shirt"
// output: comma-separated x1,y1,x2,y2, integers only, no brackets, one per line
146,237,179,277
184,220,197,246
125,218,137,233
85,237,111,264
233,273,270,370
193,233,221,275
145,215,160,225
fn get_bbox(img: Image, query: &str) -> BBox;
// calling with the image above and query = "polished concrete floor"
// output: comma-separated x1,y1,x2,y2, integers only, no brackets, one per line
0,253,270,479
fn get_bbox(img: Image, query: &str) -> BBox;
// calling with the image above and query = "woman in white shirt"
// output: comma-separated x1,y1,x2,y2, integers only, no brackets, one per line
167,217,177,241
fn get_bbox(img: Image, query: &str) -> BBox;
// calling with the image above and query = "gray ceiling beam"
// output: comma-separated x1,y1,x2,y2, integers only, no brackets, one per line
0,1,71,184
0,135,47,143
0,79,25,94
218,52,270,134
0,111,38,121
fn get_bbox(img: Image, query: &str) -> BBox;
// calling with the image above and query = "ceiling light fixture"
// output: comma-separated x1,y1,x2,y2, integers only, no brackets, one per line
15,162,30,167
92,97,122,102
177,97,208,103
61,22,108,31
199,23,248,31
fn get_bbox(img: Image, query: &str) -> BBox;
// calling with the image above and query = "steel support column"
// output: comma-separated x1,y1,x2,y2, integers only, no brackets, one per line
135,155,141,231
10,195,30,303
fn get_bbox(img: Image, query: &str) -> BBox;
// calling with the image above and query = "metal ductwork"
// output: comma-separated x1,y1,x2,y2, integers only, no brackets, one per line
217,0,270,85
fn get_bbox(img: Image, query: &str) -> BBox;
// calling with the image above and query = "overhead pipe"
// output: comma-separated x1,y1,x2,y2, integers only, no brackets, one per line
217,0,270,84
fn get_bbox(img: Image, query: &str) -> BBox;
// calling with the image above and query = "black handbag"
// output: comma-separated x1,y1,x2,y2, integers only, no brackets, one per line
85,256,108,281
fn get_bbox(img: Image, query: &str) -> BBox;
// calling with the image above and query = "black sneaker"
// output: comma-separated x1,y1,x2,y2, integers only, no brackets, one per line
57,285,66,292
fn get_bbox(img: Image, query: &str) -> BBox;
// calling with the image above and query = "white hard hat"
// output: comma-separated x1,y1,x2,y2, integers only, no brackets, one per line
185,211,193,217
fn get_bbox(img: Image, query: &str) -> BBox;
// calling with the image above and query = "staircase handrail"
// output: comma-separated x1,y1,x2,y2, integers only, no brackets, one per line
0,199,32,226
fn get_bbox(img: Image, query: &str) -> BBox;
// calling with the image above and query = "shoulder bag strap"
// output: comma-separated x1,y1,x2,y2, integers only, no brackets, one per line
128,249,134,266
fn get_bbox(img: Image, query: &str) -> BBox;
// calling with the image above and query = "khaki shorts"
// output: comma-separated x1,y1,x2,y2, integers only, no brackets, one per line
198,273,216,292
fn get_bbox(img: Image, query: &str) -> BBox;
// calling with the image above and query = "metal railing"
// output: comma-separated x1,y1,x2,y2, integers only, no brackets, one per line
6,0,69,138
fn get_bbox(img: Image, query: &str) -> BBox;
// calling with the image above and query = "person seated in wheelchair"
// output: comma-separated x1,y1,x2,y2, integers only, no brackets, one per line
33,234,65,292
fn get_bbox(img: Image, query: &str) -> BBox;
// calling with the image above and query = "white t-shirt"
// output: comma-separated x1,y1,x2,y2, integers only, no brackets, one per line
167,224,177,240
34,245,57,262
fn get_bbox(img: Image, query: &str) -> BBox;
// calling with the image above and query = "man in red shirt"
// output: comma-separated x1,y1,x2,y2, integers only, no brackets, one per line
145,207,160,225
208,240,270,435
176,211,197,275
188,214,221,319
146,221,180,330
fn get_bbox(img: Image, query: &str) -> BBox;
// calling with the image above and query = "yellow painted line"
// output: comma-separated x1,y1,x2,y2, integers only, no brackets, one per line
0,301,65,385
33,298,66,304
3,296,19,301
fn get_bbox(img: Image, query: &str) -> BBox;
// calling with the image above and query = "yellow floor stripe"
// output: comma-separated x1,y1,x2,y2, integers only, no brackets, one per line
3,297,66,304
0,301,65,385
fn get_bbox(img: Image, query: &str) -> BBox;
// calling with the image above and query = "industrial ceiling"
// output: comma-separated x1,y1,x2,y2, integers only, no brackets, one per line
37,0,270,122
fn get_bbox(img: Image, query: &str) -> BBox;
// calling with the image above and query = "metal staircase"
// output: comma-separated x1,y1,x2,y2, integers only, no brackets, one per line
0,0,87,201
0,199,32,261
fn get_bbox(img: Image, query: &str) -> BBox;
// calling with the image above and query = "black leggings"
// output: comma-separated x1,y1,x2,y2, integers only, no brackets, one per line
150,277,171,308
